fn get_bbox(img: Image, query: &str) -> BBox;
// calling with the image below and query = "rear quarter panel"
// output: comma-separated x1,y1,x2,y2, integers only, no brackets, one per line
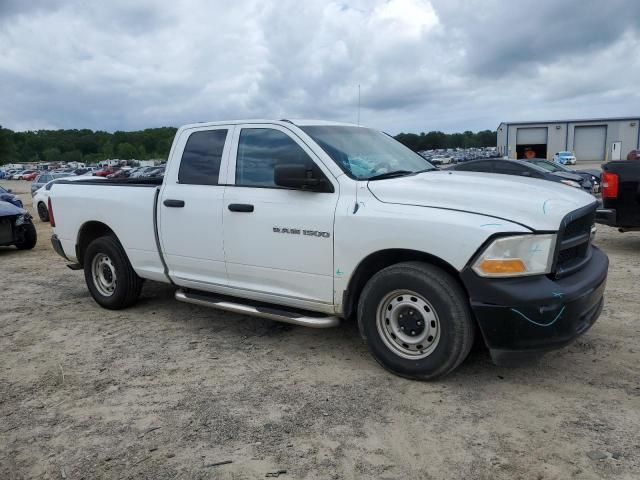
51,183,166,281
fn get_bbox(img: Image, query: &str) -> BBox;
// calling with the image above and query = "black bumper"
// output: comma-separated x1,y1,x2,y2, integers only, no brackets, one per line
596,208,617,226
461,246,608,365
51,234,68,260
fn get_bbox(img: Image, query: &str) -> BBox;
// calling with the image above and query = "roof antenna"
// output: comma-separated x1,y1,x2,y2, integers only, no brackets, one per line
357,84,361,126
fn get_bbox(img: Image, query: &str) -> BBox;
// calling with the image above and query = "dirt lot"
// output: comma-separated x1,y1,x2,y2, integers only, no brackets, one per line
1,179,639,479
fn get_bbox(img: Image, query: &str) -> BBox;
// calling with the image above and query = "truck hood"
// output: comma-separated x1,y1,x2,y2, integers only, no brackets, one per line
0,200,26,216
367,171,596,231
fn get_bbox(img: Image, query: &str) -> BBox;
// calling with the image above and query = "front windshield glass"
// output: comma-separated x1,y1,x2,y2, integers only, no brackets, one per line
300,126,435,180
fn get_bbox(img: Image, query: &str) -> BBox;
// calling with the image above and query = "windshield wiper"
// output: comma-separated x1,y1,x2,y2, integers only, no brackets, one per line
367,170,414,181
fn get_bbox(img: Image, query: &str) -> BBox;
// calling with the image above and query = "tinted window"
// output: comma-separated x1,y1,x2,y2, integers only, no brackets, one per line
495,162,541,178
178,129,228,185
493,162,524,174
236,128,313,187
456,161,494,172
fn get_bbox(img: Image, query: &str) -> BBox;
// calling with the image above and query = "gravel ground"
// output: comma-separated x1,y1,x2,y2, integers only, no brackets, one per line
1,179,639,480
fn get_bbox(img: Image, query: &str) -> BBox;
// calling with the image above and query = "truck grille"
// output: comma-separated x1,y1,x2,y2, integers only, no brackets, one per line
553,206,596,278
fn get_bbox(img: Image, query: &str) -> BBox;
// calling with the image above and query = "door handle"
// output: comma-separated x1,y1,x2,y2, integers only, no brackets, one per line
228,203,254,212
163,199,185,208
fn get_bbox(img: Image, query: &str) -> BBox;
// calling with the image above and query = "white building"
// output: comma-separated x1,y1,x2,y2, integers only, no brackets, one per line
496,116,639,162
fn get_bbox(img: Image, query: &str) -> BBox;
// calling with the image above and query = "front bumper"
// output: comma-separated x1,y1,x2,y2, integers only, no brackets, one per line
461,246,608,365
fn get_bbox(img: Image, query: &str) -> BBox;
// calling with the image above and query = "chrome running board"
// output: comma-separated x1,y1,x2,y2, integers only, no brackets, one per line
175,289,340,329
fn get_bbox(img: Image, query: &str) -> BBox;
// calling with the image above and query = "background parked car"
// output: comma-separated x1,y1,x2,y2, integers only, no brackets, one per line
0,200,37,250
129,166,158,178
23,171,40,181
31,172,73,195
553,151,577,165
449,158,593,191
0,185,23,208
525,159,600,193
32,175,106,222
95,166,119,177
106,167,133,179
140,165,165,178
430,155,453,166
12,170,36,180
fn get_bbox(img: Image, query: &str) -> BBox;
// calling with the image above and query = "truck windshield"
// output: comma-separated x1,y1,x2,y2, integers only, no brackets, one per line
300,125,435,180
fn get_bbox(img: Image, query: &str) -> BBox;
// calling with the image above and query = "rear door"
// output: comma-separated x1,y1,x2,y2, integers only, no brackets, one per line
222,124,339,306
159,125,233,288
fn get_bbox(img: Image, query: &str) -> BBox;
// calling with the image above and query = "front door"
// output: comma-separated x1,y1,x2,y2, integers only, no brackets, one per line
159,125,233,288
222,125,338,305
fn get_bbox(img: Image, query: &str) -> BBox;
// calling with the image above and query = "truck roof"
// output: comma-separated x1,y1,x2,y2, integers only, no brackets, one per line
178,119,362,130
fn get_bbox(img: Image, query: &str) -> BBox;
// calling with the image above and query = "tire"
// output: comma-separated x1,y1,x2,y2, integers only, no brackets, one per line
357,261,475,380
37,202,49,222
83,235,143,309
15,223,37,250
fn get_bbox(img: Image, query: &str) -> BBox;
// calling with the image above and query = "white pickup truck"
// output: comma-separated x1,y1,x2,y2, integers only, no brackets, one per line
49,120,608,379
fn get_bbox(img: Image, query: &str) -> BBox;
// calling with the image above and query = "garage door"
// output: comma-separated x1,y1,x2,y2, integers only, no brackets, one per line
573,126,606,162
516,127,548,145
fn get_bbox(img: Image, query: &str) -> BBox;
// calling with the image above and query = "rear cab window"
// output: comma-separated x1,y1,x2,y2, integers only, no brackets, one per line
178,129,228,185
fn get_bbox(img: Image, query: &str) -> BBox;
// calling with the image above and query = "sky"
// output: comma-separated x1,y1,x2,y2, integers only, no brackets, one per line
0,0,638,134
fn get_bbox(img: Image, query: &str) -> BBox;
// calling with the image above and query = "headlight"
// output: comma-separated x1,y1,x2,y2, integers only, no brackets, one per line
560,179,581,188
472,234,557,277
15,213,32,226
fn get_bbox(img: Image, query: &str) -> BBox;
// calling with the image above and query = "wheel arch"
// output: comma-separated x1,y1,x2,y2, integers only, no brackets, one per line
76,221,118,266
342,249,467,319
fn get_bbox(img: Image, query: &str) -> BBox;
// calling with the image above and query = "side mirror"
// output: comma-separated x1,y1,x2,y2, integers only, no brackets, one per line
6,189,12,193
274,163,333,192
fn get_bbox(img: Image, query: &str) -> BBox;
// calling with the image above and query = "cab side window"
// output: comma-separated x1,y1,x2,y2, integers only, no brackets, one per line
236,128,313,187
178,129,228,185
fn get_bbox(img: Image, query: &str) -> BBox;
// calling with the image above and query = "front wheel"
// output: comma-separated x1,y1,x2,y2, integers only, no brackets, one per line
15,223,37,250
358,262,475,380
83,235,143,309
37,202,49,222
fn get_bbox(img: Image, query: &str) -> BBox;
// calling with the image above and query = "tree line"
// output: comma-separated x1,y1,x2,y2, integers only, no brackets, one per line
0,125,177,165
0,125,498,165
394,130,497,151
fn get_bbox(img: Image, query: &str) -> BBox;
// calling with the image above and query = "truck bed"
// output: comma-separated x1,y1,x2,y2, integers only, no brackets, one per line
51,181,167,281
599,161,640,228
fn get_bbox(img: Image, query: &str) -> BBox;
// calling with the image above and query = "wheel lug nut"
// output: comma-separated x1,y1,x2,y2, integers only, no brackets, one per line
400,326,405,331
411,330,416,335
409,311,413,316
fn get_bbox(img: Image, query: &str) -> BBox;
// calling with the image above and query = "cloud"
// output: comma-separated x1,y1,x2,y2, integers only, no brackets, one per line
0,0,638,134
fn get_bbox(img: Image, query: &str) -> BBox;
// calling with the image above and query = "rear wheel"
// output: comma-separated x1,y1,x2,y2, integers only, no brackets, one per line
37,202,49,222
83,235,142,309
358,261,475,380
